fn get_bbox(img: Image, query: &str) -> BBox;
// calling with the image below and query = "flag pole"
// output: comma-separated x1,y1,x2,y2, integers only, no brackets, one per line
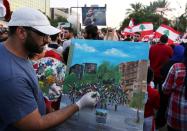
77,0,79,36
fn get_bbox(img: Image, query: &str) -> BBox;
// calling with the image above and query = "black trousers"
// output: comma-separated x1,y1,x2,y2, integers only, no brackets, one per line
167,125,181,131
155,79,170,129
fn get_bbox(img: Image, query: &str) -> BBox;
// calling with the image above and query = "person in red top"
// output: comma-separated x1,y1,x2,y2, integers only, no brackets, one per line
149,35,173,92
144,68,160,131
149,35,173,130
44,33,64,112
45,32,63,62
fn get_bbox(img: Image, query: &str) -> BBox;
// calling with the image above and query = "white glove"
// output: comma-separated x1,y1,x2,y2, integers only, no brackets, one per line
75,91,100,110
48,83,62,100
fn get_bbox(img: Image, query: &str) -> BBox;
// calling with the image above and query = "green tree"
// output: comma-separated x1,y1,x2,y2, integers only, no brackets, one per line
147,0,169,12
120,0,171,31
173,3,187,32
126,3,144,15
50,16,68,27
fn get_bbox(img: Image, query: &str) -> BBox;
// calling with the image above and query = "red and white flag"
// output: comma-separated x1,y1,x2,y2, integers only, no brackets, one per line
155,24,180,44
122,18,135,36
132,22,153,33
122,26,133,36
129,18,134,28
132,22,153,39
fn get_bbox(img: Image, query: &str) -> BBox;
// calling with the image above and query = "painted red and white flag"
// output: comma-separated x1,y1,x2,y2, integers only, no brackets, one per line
155,24,180,44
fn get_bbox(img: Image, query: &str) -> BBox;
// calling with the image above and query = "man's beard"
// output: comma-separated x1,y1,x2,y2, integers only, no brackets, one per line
0,37,8,42
24,33,44,59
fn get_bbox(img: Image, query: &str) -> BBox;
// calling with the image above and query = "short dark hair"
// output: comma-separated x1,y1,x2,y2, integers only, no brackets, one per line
84,24,98,39
8,26,18,36
63,27,74,33
50,33,59,41
62,46,69,65
160,35,168,44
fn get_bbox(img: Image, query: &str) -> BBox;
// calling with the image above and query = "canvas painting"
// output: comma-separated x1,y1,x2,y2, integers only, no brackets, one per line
60,39,149,131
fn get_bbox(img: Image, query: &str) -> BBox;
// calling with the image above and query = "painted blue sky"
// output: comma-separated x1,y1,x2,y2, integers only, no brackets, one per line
69,39,149,66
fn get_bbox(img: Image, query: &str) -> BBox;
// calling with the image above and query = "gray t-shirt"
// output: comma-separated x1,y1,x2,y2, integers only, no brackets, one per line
0,43,46,131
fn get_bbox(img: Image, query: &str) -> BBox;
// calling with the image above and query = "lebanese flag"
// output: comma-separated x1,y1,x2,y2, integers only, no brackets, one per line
121,18,135,36
155,24,180,44
122,26,134,36
141,34,155,42
132,22,153,40
132,22,153,32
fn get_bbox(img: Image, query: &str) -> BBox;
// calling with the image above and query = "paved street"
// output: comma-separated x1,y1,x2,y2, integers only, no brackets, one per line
54,95,144,131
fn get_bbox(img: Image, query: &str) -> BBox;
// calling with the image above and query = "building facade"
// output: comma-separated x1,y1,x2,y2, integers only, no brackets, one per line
119,60,148,99
51,8,69,20
119,60,148,103
10,0,50,17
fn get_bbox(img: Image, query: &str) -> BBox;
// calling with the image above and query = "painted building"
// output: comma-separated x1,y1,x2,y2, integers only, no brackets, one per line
70,64,84,79
119,60,148,104
119,60,148,92
83,63,97,74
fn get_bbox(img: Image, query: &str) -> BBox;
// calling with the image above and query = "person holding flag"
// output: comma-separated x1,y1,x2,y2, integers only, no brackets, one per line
149,34,173,91
132,22,154,41
122,18,134,38
149,35,173,130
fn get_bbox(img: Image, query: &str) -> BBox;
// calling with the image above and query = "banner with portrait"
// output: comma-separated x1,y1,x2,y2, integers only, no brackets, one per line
82,7,106,26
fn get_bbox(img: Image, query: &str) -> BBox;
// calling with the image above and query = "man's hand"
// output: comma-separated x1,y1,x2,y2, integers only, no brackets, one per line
76,91,100,110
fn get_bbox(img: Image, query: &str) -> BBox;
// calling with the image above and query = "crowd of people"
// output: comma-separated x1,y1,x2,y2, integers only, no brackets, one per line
0,7,99,131
148,34,187,131
1,6,187,131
